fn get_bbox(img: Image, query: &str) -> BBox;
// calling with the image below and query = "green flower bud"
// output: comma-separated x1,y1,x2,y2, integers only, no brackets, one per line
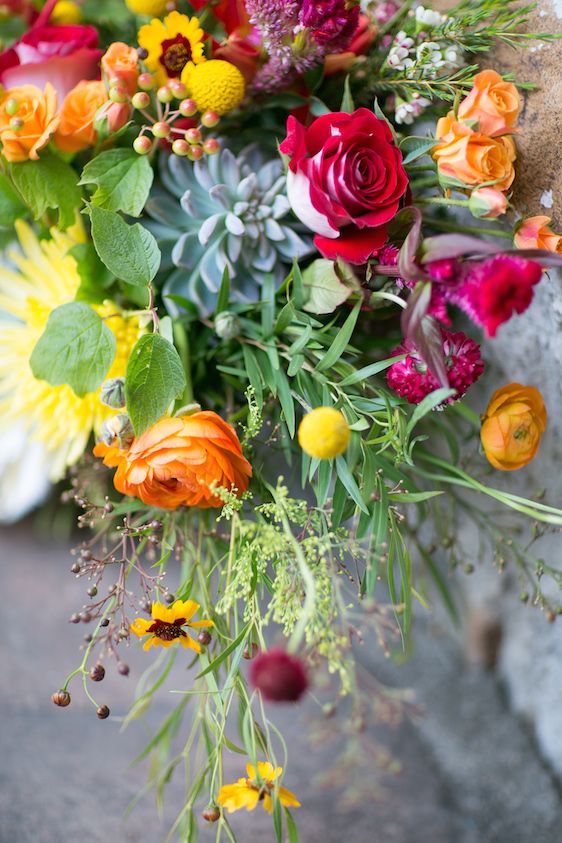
100,377,126,409
215,311,240,340
100,413,134,448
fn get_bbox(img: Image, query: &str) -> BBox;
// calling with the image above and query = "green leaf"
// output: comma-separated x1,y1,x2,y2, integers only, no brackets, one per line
400,136,438,165
406,387,456,438
302,259,352,315
276,368,296,437
335,455,369,514
340,76,355,113
316,300,361,372
9,152,82,230
242,345,264,406
195,622,251,679
87,204,160,287
285,810,299,843
125,334,187,435
0,172,26,226
338,355,406,387
388,490,443,503
30,302,115,397
79,149,154,217
70,242,114,304
215,266,231,315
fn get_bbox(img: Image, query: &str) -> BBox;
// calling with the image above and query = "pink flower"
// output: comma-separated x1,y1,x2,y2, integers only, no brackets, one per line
387,329,484,405
280,108,409,264
0,20,102,101
300,0,360,48
249,648,308,702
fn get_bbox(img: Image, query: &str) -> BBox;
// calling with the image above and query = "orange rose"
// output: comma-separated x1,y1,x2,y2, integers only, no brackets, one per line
0,83,59,162
480,383,547,471
54,80,108,154
458,70,521,137
101,42,139,97
433,116,516,191
514,215,562,253
94,412,252,509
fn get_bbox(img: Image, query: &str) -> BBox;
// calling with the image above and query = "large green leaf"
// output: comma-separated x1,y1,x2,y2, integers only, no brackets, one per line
30,302,115,397
87,204,160,286
125,333,186,435
301,259,352,315
79,149,154,217
0,172,26,226
9,152,82,229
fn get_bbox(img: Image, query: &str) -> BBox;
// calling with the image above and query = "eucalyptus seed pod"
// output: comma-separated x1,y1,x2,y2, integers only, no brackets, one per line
202,807,220,823
215,311,241,341
100,377,126,409
96,705,110,719
52,690,71,707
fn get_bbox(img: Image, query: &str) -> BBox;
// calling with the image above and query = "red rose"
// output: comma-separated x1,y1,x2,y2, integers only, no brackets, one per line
0,16,102,101
280,108,409,264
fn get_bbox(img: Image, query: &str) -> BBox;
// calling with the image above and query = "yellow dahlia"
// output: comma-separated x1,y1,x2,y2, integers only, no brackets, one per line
138,11,206,86
130,599,214,652
0,221,143,481
184,59,245,115
217,762,301,815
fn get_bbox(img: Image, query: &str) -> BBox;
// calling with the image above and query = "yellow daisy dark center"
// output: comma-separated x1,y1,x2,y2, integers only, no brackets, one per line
160,35,192,76
148,617,187,641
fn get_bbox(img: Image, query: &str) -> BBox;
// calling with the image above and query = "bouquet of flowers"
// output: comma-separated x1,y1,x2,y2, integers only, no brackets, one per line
1,0,562,838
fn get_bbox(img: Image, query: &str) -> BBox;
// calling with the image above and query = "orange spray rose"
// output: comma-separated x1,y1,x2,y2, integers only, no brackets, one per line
94,412,252,509
433,116,515,191
458,70,521,137
480,383,547,471
54,80,108,153
0,83,59,161
514,216,562,253
101,42,140,96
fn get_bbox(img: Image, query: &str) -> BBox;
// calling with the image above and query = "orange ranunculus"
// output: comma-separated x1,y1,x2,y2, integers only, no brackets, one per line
0,83,59,161
101,42,140,96
94,412,252,509
433,116,516,191
54,80,108,153
514,215,562,253
458,69,521,137
480,383,547,471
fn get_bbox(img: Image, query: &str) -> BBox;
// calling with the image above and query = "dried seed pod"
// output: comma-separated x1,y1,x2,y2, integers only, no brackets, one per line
96,705,110,719
52,690,71,707
89,664,105,682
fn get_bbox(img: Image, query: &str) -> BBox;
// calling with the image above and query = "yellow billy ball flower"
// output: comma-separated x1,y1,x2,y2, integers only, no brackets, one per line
126,0,168,16
183,60,245,116
50,0,82,23
298,407,350,460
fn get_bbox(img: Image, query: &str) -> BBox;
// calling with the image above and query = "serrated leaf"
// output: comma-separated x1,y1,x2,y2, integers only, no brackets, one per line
87,204,160,287
79,149,154,217
70,242,114,304
30,302,115,397
0,171,25,226
9,151,82,230
302,259,352,315
125,334,186,435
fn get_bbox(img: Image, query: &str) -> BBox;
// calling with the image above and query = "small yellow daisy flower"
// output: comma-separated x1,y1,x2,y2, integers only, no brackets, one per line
298,407,350,460
50,0,82,24
138,11,206,86
126,0,168,16
130,599,213,652
217,762,301,815
184,59,245,115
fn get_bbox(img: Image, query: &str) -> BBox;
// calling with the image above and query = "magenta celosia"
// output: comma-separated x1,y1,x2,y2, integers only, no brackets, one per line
386,329,484,405
249,648,308,702
300,0,360,48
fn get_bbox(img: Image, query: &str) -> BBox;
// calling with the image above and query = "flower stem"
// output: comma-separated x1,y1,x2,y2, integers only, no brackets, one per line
425,216,513,239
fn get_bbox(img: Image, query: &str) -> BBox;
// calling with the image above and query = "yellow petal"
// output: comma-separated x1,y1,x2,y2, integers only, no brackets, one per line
130,617,151,637
279,787,301,808
217,783,259,814
263,794,273,814
143,636,158,651
151,602,174,622
179,634,202,653
188,619,214,628
171,598,199,622
246,762,256,780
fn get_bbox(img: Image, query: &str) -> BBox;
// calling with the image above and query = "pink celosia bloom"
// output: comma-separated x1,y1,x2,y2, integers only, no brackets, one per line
387,329,485,405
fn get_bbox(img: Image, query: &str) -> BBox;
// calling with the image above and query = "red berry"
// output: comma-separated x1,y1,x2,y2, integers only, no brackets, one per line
249,648,308,702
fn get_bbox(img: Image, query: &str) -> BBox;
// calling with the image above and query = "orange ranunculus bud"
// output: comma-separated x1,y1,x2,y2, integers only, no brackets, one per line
433,115,516,191
54,80,108,153
0,83,59,161
101,42,140,97
458,70,521,138
94,412,252,509
480,383,547,471
514,215,562,253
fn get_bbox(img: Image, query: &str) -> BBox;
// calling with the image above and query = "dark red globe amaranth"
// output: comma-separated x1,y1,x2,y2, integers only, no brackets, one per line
386,329,485,406
249,648,308,703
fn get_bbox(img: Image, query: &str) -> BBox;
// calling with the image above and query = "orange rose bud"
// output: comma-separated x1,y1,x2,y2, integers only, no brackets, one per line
468,187,508,219
94,412,252,509
101,42,140,97
480,383,547,471
458,70,521,137
94,100,132,136
514,215,562,253
433,115,516,191
54,80,108,154
0,83,59,162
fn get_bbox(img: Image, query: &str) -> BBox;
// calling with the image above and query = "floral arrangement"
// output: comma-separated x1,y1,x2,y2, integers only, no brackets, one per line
1,0,562,838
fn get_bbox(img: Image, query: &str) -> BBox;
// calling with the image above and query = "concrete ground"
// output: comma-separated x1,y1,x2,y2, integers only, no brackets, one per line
1,522,561,842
